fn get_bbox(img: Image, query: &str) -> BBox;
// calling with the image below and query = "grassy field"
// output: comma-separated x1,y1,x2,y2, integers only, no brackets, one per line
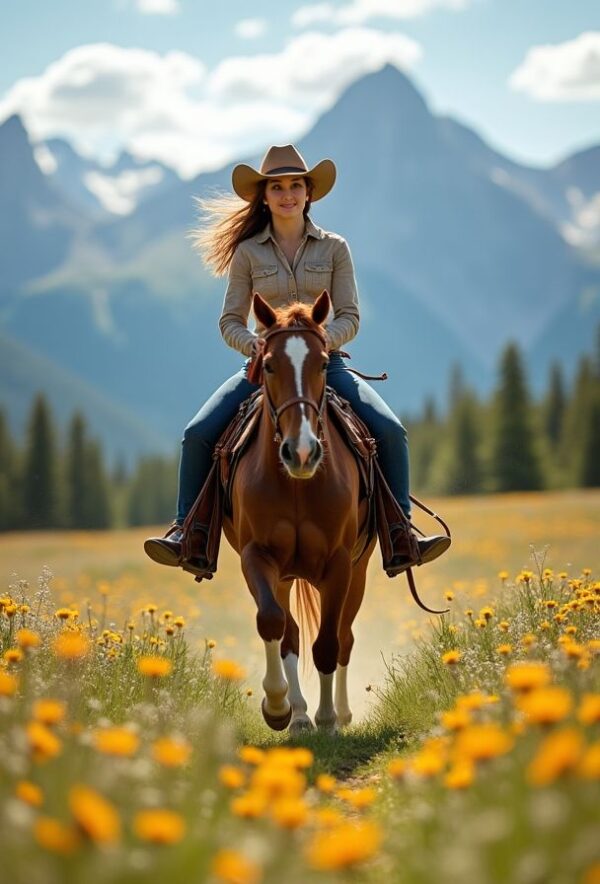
1,490,598,717
0,490,598,883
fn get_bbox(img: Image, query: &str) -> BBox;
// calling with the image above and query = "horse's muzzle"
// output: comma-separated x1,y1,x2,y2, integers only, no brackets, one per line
280,437,323,478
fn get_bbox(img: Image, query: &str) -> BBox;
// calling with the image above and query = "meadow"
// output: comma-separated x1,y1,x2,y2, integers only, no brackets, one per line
0,489,598,883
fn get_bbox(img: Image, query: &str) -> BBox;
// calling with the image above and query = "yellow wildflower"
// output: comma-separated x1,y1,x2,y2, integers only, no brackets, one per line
230,790,267,819
271,797,309,829
16,780,44,807
516,687,573,725
480,606,494,620
152,736,192,767
312,807,344,828
498,571,509,582
454,724,513,762
562,641,585,660
69,785,120,844
306,820,382,871
137,656,172,677
474,618,487,629
316,773,337,793
388,757,407,780
34,817,79,855
0,671,18,696
55,608,72,620
411,750,445,777
53,631,91,661
578,743,600,780
212,849,262,884
207,639,217,649
456,691,498,711
498,620,510,632
33,699,66,726
336,787,376,809
578,694,600,726
4,648,23,664
496,644,512,656
133,809,186,845
442,650,462,666
27,721,62,761
93,727,140,757
505,661,551,693
444,760,475,790
174,616,185,628
219,765,246,789
237,745,265,766
212,659,246,681
444,590,455,601
441,707,471,731
16,628,42,650
250,763,306,799
527,727,583,786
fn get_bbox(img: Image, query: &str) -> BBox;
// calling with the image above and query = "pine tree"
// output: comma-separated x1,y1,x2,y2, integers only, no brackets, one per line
127,456,177,526
563,350,600,488
65,413,112,529
0,408,18,531
443,392,483,494
83,440,112,528
22,393,60,528
66,412,87,529
543,362,566,451
490,343,543,491
409,396,440,493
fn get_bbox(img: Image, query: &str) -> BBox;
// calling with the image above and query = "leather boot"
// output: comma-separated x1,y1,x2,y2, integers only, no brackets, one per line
144,522,210,572
385,523,451,577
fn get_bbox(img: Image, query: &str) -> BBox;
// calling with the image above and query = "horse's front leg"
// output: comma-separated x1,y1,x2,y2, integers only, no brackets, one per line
313,548,352,733
241,543,291,730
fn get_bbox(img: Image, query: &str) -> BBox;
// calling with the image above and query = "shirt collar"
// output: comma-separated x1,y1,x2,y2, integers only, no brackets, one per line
255,216,325,244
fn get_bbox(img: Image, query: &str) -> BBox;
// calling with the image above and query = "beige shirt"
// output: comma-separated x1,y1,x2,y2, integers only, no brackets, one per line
218,217,360,357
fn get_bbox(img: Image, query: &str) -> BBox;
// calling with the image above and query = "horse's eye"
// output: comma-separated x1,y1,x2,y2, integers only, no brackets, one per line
322,362,328,372
264,363,274,374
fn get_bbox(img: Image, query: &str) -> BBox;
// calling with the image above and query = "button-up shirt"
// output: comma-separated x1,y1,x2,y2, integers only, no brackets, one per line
218,216,360,356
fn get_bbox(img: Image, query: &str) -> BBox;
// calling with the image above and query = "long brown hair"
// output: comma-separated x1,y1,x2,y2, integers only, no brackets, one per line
191,177,314,277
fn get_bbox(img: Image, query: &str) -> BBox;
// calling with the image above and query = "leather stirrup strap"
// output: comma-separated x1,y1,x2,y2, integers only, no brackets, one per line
409,494,452,539
406,567,449,615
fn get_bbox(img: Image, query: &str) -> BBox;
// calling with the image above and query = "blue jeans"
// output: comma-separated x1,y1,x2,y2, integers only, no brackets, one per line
176,353,411,522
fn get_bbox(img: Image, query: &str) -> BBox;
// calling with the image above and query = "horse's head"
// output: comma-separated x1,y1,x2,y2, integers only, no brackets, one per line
253,290,331,479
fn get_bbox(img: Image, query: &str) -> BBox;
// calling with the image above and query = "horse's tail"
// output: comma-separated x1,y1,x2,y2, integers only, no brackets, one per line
292,579,320,674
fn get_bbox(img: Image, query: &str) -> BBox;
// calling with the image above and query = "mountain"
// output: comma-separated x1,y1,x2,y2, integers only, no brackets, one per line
0,331,172,464
37,138,181,219
0,115,86,296
1,64,599,458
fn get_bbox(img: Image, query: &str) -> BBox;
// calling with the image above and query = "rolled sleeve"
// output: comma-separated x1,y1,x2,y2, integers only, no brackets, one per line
218,245,258,357
325,238,360,351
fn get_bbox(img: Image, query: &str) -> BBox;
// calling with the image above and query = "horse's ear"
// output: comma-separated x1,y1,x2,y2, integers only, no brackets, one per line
253,292,277,328
312,290,331,327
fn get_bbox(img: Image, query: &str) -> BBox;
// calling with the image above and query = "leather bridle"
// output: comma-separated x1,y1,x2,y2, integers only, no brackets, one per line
260,326,328,443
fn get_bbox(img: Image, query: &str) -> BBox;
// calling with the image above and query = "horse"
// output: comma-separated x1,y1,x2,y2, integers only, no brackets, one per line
222,290,377,734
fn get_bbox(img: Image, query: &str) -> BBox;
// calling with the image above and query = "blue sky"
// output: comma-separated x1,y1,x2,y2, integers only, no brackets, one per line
1,0,599,176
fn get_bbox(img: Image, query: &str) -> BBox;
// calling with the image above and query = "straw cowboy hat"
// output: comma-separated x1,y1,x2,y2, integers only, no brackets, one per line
232,144,336,202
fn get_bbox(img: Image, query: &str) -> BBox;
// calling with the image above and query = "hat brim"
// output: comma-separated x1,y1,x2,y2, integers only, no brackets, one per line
232,158,336,202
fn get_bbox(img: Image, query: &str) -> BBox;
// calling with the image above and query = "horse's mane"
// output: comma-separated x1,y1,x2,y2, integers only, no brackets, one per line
275,302,319,330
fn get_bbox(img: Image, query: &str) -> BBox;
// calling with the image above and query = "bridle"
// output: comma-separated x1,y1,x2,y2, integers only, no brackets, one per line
259,326,328,444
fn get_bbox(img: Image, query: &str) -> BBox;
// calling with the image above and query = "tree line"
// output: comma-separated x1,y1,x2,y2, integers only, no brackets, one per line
0,334,598,532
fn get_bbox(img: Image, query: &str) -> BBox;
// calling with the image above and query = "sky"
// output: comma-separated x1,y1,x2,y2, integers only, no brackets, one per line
1,0,599,178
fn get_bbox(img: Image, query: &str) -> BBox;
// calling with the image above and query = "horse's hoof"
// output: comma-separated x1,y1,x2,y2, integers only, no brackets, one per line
289,716,314,736
315,717,338,735
261,698,292,731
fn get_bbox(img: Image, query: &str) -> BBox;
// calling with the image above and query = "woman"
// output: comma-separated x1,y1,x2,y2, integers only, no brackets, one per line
144,144,450,575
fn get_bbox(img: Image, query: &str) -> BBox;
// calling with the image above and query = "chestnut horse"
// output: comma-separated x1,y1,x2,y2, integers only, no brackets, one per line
222,290,376,734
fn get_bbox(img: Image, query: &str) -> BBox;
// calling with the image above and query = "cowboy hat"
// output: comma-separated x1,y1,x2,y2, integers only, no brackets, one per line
232,144,336,202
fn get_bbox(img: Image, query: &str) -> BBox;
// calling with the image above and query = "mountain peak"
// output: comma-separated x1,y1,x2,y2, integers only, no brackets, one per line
0,113,29,144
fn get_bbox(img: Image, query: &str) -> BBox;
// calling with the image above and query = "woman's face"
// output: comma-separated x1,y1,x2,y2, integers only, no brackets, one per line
263,176,309,222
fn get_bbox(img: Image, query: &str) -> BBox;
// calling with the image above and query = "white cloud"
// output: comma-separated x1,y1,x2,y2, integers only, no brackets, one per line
85,166,164,215
292,0,470,28
509,32,600,101
0,30,421,178
136,0,181,14
235,18,267,39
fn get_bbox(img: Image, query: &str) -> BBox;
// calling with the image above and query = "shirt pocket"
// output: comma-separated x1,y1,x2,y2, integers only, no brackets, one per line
251,264,279,298
304,261,333,299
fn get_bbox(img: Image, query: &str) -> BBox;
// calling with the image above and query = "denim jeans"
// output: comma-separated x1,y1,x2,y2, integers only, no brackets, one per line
176,353,411,522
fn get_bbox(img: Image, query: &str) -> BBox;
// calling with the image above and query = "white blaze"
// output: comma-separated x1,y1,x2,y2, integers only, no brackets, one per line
284,335,315,465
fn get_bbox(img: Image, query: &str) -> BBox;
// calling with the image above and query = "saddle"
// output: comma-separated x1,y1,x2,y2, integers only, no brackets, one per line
180,388,450,612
